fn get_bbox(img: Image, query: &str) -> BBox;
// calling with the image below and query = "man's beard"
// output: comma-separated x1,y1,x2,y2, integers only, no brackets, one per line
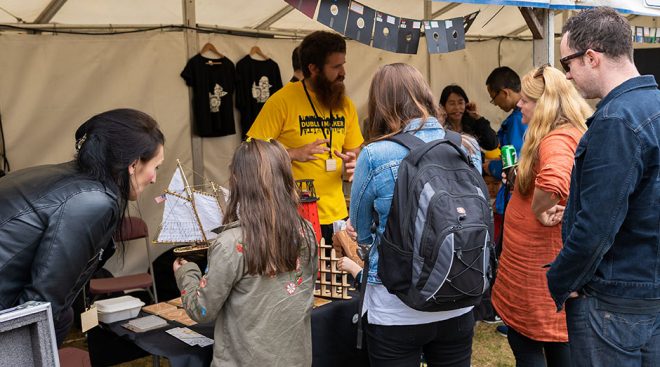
312,73,345,111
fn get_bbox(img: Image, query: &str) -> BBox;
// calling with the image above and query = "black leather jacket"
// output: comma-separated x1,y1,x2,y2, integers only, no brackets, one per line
0,162,119,322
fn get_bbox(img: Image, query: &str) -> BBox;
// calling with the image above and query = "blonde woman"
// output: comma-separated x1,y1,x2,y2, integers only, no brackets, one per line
491,65,592,367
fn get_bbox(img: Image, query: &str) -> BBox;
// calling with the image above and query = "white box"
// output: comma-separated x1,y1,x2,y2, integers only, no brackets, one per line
94,296,145,324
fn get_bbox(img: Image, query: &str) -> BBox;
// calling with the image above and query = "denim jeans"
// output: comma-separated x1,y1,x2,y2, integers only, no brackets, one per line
507,326,570,367
565,294,660,367
365,311,474,367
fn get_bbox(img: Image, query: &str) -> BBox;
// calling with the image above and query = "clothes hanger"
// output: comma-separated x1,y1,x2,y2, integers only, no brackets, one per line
200,42,224,65
249,46,269,60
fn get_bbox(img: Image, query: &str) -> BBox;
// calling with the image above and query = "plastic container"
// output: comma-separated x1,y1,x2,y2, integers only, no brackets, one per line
94,296,145,323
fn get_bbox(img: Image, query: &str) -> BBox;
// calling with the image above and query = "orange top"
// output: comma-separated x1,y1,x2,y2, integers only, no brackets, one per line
492,127,583,342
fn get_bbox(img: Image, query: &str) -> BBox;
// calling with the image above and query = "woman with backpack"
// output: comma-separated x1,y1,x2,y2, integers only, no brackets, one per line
350,63,482,366
173,138,318,367
491,65,592,366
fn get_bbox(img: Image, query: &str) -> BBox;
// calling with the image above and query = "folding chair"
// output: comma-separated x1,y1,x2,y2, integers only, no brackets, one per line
89,217,158,304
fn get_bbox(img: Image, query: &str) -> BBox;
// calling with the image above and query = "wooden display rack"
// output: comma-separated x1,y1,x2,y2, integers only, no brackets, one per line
314,238,353,299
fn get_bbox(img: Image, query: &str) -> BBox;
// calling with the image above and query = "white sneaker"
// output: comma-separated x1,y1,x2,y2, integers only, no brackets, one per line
482,315,502,324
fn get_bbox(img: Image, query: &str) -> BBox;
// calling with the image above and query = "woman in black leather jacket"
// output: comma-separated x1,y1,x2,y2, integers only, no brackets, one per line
0,108,165,346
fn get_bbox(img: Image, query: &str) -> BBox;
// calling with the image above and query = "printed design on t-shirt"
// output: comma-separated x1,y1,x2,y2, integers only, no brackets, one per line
209,83,228,113
251,76,272,103
298,114,346,136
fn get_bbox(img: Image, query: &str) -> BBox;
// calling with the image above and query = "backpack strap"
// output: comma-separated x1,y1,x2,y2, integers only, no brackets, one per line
406,130,472,166
444,130,463,148
355,246,369,349
387,130,471,167
385,132,425,151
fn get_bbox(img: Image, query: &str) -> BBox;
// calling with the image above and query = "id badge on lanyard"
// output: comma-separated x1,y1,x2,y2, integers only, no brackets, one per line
302,80,336,172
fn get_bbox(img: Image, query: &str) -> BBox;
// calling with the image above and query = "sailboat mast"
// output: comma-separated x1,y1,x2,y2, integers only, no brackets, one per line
210,181,227,214
177,159,208,243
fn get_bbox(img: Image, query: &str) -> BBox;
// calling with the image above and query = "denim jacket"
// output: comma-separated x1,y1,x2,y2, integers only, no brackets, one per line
547,76,660,310
349,117,482,284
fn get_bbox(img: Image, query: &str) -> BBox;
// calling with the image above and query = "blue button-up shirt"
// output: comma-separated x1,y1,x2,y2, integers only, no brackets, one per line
489,108,527,214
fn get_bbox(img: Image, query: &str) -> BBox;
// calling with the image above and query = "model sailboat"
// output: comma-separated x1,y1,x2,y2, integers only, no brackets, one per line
153,159,228,256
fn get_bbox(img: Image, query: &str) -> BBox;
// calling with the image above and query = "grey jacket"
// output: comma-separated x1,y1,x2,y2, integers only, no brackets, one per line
0,161,119,322
175,221,317,367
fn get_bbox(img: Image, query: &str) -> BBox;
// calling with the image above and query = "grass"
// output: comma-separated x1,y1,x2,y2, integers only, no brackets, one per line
64,320,514,366
472,322,515,367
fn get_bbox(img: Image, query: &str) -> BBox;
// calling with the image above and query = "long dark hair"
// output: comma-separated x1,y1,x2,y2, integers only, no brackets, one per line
74,108,165,237
439,84,470,132
364,63,440,142
365,64,476,154
223,139,311,276
439,84,470,107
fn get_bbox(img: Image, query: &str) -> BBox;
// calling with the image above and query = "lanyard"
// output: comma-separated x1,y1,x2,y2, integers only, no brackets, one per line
302,79,333,159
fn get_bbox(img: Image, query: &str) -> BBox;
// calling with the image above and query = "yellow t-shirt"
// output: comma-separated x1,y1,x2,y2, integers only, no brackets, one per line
247,81,363,224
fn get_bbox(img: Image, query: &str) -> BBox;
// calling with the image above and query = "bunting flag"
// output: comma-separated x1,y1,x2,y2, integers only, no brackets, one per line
284,0,318,19
396,18,422,54
317,0,350,33
345,1,375,45
372,11,400,52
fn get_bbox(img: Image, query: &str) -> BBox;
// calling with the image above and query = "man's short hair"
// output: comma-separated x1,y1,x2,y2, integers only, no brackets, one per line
562,7,633,61
299,31,346,78
486,66,521,93
291,46,301,72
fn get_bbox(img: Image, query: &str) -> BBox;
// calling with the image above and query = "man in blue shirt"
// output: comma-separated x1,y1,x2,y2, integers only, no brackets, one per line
485,66,527,218
546,7,660,366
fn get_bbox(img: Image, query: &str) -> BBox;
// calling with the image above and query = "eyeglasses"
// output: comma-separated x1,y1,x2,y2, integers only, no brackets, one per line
559,49,604,73
534,63,550,79
489,90,502,105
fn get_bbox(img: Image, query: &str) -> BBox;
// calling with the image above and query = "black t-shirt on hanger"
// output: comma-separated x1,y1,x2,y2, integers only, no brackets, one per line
235,56,283,139
181,54,236,137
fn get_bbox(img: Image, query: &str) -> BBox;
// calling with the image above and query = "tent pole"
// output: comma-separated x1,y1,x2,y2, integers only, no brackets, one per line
521,7,553,67
533,9,553,67
424,0,432,89
182,0,204,187
34,0,68,24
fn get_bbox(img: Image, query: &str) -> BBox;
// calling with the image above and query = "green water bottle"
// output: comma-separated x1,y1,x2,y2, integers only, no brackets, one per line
501,145,518,169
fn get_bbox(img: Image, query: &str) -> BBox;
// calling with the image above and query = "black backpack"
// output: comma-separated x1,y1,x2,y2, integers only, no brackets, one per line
377,130,495,312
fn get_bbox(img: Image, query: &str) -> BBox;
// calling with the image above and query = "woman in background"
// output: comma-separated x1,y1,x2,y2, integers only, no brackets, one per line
0,109,165,346
440,84,499,151
491,65,592,367
174,138,317,367
351,63,482,366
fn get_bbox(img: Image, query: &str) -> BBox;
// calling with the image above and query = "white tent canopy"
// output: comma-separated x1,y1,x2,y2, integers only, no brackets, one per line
1,1,659,37
0,1,657,276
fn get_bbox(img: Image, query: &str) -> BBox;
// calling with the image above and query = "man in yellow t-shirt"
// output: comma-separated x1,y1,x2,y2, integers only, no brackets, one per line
248,31,363,245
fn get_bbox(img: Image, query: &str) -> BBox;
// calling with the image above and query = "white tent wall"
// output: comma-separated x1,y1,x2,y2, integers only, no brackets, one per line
430,38,533,124
0,1,656,276
199,33,431,191
0,32,193,271
0,28,534,276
